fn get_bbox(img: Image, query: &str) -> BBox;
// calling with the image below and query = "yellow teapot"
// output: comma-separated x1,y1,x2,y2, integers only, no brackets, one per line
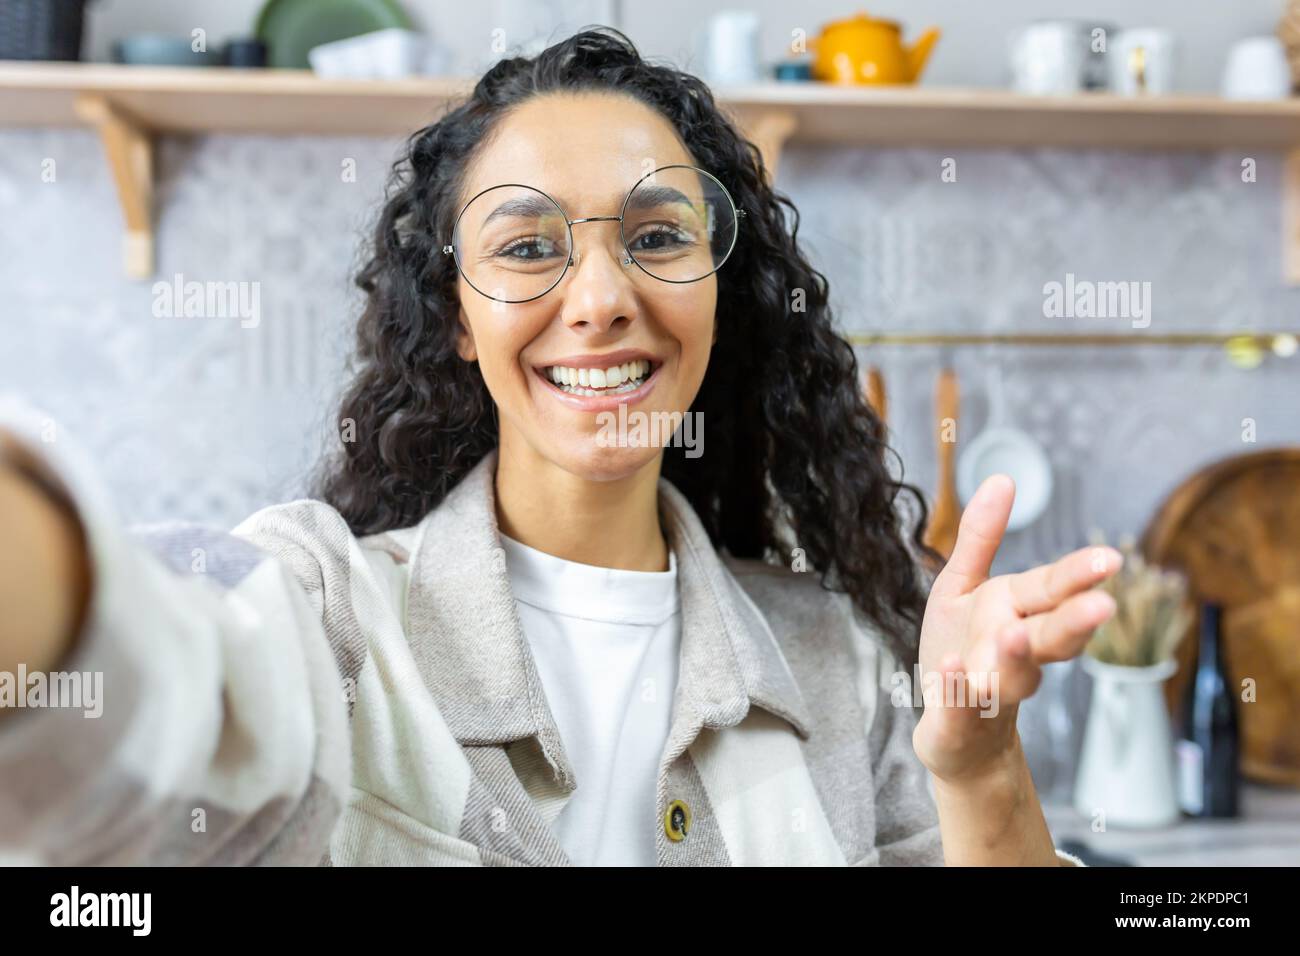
810,12,940,84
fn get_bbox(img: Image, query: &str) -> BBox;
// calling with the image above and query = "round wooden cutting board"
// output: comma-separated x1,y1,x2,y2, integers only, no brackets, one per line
1141,449,1300,787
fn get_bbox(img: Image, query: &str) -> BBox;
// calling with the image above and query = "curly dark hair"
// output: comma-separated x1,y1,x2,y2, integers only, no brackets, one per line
312,26,942,668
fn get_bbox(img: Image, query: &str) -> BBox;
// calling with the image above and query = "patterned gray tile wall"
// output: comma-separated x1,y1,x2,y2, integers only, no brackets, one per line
779,146,1299,576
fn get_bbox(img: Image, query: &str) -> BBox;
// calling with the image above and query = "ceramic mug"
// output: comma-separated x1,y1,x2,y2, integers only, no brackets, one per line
1009,20,1113,94
1111,28,1177,95
1222,36,1292,99
697,10,762,86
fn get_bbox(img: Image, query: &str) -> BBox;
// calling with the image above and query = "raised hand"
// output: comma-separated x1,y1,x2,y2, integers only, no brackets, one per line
912,473,1123,786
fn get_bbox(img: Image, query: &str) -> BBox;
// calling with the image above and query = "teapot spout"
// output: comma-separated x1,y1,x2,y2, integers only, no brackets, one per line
907,27,941,81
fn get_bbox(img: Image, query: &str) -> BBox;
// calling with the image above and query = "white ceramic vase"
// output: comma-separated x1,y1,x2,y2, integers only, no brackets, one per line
1073,655,1180,828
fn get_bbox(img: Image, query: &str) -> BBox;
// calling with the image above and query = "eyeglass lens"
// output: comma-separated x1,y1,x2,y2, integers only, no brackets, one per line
451,166,737,302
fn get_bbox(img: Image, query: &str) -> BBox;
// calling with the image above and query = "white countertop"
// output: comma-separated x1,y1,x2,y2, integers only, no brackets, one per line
1043,783,1300,866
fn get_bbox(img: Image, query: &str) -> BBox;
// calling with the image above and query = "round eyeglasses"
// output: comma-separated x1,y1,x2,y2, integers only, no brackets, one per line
443,164,744,304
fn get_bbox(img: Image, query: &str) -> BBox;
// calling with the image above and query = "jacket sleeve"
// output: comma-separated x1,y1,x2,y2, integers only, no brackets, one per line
0,394,353,865
862,648,947,865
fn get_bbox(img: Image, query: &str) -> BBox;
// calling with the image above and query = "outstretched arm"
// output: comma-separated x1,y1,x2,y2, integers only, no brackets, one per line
0,399,352,865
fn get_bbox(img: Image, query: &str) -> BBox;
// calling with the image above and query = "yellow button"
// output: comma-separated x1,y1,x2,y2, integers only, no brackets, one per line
664,799,691,842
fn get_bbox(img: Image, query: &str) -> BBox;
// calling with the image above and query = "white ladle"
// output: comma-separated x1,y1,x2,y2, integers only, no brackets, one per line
956,349,1054,532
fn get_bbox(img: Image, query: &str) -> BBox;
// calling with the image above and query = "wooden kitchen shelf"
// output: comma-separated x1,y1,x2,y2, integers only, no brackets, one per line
850,332,1300,346
3,61,1300,279
0,62,478,137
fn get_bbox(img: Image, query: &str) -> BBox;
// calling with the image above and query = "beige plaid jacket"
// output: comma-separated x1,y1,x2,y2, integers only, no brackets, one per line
0,399,1083,866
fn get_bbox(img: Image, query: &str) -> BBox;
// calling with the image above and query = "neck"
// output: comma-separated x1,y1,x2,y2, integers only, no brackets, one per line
493,438,670,572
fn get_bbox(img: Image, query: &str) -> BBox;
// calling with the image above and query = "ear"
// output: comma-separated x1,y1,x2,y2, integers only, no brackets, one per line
455,306,477,362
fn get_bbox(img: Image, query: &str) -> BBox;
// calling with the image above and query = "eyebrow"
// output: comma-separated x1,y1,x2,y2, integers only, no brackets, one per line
625,184,694,213
481,194,560,225
478,184,698,226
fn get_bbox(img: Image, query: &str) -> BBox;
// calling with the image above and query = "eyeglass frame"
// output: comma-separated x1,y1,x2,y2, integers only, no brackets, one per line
441,163,746,304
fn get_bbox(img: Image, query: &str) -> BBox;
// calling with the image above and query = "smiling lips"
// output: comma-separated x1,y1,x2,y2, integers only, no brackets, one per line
545,358,651,395
532,350,663,408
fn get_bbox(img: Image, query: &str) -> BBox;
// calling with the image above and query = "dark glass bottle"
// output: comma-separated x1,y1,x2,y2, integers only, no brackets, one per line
1177,602,1240,818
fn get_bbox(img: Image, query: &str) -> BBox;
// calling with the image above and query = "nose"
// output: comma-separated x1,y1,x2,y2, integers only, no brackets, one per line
558,220,639,335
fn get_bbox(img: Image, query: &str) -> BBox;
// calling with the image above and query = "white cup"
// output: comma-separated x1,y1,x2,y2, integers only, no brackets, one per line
1222,36,1292,100
1010,22,1089,94
1110,28,1177,95
697,10,761,85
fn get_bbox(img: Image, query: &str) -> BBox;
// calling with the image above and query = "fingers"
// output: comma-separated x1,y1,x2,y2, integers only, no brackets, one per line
988,619,1044,703
1004,544,1123,617
929,621,1044,714
931,474,1015,599
1024,587,1118,663
924,576,1119,716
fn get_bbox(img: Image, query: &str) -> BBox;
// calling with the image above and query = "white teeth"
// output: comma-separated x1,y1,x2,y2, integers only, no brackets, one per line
543,359,654,395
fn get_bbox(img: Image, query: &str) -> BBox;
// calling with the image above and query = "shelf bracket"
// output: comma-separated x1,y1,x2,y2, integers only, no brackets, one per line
740,109,799,182
1286,148,1300,286
74,94,154,280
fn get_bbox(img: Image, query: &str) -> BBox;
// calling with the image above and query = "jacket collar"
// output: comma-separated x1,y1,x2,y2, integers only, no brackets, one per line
403,448,814,790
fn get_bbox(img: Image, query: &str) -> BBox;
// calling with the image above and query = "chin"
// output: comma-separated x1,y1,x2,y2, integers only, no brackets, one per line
554,438,662,483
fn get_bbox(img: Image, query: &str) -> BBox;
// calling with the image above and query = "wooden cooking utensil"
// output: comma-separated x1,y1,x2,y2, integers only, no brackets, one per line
865,365,888,424
1141,449,1300,787
923,367,960,563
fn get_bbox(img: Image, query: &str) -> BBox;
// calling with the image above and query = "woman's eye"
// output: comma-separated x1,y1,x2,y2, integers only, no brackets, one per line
497,237,559,260
629,225,692,252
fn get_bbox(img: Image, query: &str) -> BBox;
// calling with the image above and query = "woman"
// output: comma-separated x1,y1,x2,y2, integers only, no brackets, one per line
0,28,1119,866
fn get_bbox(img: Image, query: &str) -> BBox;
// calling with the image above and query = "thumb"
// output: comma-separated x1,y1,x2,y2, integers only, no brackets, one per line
931,473,1015,598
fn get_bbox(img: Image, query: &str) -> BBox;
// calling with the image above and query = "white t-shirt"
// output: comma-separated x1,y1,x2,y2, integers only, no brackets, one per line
497,531,681,866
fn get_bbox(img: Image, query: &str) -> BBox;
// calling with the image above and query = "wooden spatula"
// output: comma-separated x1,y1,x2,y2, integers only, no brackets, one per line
865,366,888,425
923,367,961,563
